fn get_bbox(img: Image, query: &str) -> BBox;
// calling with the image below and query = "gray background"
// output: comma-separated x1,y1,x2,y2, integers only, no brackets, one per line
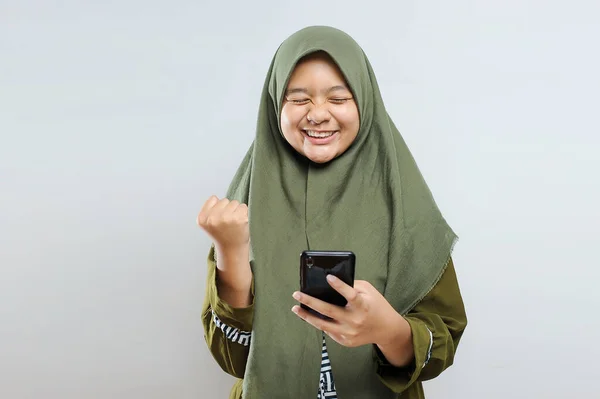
1,1,599,398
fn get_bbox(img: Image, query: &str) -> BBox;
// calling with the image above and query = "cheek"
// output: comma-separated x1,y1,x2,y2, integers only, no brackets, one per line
336,108,360,134
280,107,305,148
281,106,304,127
280,110,291,131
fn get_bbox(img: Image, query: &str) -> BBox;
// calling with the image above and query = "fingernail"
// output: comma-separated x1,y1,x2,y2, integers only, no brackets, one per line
292,292,301,300
326,274,338,283
291,306,299,314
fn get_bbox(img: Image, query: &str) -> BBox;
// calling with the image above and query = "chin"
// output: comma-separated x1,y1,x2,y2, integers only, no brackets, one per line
308,157,331,164
305,152,336,164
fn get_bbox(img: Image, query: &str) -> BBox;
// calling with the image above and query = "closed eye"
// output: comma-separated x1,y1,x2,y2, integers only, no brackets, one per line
329,98,352,104
288,98,310,105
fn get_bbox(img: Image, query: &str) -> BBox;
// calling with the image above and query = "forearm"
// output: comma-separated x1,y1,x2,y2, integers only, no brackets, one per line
376,312,415,367
201,244,254,378
215,244,253,308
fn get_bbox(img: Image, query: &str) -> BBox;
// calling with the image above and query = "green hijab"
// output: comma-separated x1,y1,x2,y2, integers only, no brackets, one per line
225,26,457,398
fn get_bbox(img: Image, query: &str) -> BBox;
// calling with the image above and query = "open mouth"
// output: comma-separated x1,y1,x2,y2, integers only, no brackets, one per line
302,130,339,145
305,130,336,138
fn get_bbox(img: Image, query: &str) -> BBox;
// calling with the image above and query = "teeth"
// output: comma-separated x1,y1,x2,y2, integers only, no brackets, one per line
306,130,335,138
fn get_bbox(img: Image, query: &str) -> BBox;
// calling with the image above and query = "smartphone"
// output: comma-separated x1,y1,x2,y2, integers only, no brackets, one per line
300,250,356,319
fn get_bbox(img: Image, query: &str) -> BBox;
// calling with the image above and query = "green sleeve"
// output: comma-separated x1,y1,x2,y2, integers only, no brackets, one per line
201,245,255,379
374,258,468,392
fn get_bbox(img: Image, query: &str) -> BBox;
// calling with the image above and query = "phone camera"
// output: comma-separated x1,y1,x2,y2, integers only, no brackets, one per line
307,257,313,268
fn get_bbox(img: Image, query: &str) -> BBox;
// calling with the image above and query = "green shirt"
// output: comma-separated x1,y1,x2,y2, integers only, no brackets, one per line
201,247,467,399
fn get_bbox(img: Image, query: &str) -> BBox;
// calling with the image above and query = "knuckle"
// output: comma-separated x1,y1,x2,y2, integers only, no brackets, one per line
325,305,336,317
206,215,220,227
358,314,367,326
348,292,358,302
204,196,216,206
352,316,365,328
354,280,369,291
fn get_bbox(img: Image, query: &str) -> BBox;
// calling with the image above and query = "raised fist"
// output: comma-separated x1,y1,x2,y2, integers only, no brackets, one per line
197,196,250,252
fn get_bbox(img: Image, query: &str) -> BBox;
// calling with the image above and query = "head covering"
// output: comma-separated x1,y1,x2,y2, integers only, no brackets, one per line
225,25,457,398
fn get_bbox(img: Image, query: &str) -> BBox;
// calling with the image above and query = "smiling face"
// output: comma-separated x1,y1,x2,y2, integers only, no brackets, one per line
280,52,360,164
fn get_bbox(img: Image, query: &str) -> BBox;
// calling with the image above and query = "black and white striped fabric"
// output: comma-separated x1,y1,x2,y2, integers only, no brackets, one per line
317,333,337,398
212,311,252,347
212,310,338,398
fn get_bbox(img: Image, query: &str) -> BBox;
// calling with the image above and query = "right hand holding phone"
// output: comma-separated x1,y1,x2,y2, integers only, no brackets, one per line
292,277,409,351
196,195,250,255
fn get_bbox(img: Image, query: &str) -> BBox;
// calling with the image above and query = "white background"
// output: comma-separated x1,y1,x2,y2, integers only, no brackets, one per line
1,1,599,398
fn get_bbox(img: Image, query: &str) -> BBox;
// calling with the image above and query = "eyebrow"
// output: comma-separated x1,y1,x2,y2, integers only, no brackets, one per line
285,85,350,95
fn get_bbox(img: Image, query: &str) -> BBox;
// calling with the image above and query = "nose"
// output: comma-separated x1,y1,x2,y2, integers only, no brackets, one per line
306,103,331,124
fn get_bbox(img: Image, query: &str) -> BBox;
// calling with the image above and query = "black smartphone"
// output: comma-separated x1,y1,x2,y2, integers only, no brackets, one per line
300,250,356,319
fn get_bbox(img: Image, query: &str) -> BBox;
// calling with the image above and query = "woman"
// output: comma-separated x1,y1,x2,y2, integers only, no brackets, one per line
198,26,467,399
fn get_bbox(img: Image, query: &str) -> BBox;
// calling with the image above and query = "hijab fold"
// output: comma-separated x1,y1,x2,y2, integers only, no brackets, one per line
224,26,457,399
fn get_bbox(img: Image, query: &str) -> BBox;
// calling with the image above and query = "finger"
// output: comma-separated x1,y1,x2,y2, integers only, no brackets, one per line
292,291,342,320
291,305,342,334
205,199,232,224
211,198,231,213
235,204,249,224
234,203,249,217
197,195,219,225
224,199,241,213
326,275,360,304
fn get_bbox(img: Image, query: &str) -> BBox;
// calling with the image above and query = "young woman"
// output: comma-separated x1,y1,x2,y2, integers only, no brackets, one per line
198,26,467,399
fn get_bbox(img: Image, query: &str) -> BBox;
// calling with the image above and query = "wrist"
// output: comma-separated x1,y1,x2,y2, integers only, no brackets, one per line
375,311,414,367
214,243,252,299
377,311,410,348
216,266,253,308
215,243,249,264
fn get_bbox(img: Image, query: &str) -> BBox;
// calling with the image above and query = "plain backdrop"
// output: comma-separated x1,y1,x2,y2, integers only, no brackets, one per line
1,1,599,398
